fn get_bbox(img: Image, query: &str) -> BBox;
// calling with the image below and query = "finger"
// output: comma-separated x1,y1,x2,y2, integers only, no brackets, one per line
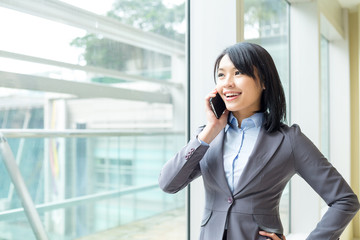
204,91,219,111
259,231,282,240
219,109,229,119
205,89,217,100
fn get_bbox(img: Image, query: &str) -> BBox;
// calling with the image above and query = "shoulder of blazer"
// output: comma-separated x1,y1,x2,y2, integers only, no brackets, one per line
269,123,304,151
278,123,301,137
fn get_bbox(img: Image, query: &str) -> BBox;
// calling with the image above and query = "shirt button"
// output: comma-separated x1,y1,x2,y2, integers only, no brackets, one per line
227,197,233,204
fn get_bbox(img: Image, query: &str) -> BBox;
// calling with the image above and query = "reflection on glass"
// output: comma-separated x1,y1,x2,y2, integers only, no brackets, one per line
71,35,172,80
244,0,290,118
60,0,186,42
0,0,186,239
244,0,290,235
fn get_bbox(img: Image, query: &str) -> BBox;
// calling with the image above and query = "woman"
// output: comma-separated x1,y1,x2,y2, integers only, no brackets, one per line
159,42,359,240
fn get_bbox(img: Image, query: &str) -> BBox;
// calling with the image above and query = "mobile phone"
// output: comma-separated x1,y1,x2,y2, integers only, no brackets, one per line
209,93,226,119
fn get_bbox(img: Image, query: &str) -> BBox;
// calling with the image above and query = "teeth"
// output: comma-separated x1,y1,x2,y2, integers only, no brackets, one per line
225,93,240,97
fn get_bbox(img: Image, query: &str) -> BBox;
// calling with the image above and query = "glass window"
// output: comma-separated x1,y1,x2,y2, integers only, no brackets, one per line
0,1,187,239
244,0,290,235
320,35,330,160
320,35,330,217
244,0,290,113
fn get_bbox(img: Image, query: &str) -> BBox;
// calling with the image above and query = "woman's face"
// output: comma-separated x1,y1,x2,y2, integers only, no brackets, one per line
216,54,263,118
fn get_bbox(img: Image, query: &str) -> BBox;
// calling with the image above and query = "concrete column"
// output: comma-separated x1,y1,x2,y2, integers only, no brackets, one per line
349,6,360,240
290,1,321,235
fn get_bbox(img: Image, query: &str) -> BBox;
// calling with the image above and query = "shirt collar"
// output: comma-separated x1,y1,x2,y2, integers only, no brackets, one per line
225,112,264,132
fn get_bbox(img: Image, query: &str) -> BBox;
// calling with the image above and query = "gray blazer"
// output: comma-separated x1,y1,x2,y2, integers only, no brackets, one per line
159,124,360,240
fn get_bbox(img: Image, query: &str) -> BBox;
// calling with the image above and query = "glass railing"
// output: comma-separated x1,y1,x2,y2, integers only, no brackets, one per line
0,130,186,240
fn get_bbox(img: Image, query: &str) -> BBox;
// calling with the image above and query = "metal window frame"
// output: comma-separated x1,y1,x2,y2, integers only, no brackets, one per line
0,0,186,102
0,71,172,103
0,50,182,88
0,129,184,138
0,183,159,221
0,0,185,56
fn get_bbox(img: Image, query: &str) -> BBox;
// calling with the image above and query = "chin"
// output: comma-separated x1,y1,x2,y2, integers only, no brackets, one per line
226,106,240,112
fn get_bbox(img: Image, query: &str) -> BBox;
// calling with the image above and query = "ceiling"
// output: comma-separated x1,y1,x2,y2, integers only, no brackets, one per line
338,0,360,10
288,0,360,11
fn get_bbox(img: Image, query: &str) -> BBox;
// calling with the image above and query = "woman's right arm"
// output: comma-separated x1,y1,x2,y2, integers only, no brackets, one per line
158,127,209,193
159,89,228,193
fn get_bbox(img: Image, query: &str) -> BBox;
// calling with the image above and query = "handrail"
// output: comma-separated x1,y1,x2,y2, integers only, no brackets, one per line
0,183,159,221
0,129,184,138
0,133,49,240
0,129,168,237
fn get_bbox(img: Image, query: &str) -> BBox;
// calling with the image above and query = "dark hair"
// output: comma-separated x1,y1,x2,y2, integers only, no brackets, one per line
213,42,286,133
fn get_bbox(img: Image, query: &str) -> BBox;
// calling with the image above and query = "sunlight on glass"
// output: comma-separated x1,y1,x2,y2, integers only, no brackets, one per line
0,0,187,239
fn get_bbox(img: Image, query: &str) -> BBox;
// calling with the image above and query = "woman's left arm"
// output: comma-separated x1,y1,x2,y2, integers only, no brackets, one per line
291,125,360,239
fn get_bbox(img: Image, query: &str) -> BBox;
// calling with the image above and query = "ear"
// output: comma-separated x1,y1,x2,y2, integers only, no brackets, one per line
261,82,266,90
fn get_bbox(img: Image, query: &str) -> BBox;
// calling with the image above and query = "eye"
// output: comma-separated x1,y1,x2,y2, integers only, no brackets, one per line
235,70,241,76
217,73,225,78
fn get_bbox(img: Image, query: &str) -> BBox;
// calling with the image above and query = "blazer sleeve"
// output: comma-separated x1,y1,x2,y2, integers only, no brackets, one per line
290,124,360,240
158,126,209,194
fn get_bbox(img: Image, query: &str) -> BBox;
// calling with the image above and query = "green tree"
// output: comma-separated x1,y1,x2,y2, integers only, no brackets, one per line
108,0,185,42
71,0,185,79
244,0,287,38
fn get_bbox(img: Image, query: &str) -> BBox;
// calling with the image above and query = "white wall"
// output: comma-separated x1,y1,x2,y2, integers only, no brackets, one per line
289,1,351,238
189,0,237,239
289,1,322,234
328,9,351,183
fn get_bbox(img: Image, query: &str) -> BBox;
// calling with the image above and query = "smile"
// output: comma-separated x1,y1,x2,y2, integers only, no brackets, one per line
224,91,241,101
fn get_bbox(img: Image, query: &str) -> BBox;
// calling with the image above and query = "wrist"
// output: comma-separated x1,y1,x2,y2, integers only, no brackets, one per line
198,123,223,144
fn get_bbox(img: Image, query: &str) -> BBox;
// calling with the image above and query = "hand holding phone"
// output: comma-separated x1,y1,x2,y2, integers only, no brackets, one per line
209,93,226,119
198,91,228,144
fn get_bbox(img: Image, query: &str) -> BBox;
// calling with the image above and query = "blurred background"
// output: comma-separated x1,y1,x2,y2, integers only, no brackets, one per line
0,0,359,239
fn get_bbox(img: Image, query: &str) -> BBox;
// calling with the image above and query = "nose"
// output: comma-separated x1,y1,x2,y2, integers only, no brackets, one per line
223,74,235,87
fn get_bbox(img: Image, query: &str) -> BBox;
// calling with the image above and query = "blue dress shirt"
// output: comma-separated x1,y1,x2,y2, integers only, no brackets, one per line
223,112,263,193
197,112,263,193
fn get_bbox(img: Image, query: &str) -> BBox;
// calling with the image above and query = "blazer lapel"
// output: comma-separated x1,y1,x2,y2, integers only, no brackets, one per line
206,129,232,195
233,127,284,196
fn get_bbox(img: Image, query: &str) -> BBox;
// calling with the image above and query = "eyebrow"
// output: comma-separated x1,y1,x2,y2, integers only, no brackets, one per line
218,67,238,71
